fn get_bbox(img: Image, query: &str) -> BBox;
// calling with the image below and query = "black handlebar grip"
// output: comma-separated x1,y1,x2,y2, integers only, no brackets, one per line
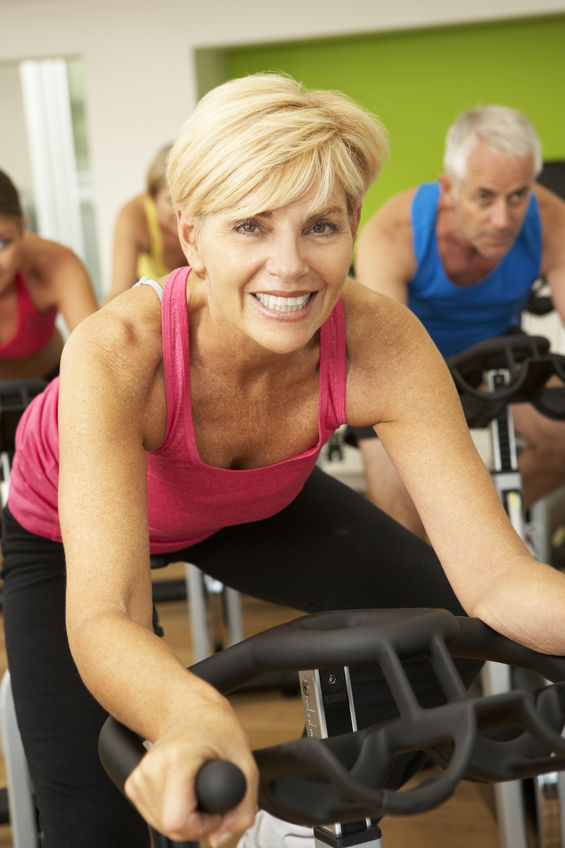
98,717,145,792
98,716,246,815
195,760,247,814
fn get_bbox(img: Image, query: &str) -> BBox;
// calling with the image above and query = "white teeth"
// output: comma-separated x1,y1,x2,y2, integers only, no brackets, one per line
254,293,312,312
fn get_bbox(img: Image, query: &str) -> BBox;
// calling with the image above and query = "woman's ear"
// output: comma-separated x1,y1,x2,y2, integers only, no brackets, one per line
177,209,205,274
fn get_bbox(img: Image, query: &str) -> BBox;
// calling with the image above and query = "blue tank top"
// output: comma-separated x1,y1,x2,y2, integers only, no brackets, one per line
408,182,542,357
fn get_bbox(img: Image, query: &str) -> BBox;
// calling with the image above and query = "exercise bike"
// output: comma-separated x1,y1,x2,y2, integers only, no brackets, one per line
100,607,565,848
447,332,565,560
447,333,565,847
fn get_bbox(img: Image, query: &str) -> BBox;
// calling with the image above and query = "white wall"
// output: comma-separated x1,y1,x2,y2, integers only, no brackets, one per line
2,0,564,294
0,64,33,201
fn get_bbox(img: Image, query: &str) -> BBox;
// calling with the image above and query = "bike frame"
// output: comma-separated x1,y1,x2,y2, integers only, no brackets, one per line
100,608,565,848
448,335,565,848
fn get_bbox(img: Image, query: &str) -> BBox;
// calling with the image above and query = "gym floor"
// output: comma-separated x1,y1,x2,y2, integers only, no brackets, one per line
0,563,502,848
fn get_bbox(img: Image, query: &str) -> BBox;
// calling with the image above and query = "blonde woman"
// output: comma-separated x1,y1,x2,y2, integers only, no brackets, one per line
108,143,186,299
3,74,565,848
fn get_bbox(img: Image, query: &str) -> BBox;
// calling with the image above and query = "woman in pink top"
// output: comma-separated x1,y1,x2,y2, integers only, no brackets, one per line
3,75,565,848
0,169,98,380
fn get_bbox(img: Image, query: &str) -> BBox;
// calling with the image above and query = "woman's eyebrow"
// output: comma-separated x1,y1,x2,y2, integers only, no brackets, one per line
314,206,346,216
229,204,346,222
304,206,347,222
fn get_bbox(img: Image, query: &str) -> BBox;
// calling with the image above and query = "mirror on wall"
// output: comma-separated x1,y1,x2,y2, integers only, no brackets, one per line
0,56,101,298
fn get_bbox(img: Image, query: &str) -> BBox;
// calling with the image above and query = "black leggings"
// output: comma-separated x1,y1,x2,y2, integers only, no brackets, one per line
1,468,480,847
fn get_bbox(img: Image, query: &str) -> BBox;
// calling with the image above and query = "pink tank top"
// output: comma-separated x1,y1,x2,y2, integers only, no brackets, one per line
0,271,57,359
8,267,347,552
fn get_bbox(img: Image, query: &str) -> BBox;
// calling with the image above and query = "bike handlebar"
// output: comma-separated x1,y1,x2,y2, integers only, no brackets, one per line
99,608,565,825
446,335,565,427
98,720,246,814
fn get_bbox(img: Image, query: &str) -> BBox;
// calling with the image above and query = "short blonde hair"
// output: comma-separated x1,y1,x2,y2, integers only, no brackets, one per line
167,73,387,220
146,143,173,197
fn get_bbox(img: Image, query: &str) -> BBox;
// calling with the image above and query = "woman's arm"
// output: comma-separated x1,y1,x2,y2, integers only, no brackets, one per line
345,285,565,655
25,233,98,331
49,245,98,330
58,301,257,844
107,197,147,301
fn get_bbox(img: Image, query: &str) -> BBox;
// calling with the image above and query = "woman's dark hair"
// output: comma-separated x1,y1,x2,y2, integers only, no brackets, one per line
0,170,23,219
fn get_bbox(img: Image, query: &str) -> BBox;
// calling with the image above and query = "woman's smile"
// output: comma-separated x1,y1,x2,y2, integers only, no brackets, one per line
252,291,315,316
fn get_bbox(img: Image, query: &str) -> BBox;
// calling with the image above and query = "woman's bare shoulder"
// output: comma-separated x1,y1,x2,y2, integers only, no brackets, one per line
21,233,88,300
23,232,81,274
341,280,438,426
60,283,168,447
342,278,419,352
64,284,164,382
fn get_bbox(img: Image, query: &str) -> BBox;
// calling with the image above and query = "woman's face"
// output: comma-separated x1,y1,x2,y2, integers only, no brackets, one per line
154,188,177,235
0,215,25,293
179,187,358,356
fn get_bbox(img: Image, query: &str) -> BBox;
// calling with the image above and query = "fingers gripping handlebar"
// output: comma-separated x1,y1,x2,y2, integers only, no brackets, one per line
446,335,565,427
97,722,247,814
99,609,565,826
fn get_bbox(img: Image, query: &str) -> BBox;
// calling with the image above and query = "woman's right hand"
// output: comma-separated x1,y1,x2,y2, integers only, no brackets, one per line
123,685,258,846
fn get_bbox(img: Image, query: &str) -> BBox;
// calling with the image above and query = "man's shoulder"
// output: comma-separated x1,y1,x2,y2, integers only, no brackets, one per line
533,184,565,273
534,183,565,222
379,186,419,219
355,188,421,288
363,187,420,244
534,184,565,243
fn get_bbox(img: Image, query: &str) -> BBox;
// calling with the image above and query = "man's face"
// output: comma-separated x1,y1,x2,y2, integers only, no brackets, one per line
443,141,535,260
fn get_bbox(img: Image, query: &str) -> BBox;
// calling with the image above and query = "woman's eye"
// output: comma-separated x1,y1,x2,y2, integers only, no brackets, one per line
310,221,336,235
236,221,259,235
0,239,12,250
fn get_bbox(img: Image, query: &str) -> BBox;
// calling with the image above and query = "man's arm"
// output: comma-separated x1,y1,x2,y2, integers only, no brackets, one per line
536,184,565,321
354,188,418,304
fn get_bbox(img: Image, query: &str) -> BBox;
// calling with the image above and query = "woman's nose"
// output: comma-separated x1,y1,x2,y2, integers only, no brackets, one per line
265,233,308,281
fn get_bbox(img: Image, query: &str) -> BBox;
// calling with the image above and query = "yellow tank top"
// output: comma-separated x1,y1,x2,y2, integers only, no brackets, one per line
136,196,170,280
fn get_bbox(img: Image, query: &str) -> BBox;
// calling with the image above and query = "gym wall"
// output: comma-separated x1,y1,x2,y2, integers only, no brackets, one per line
2,0,562,287
219,13,565,233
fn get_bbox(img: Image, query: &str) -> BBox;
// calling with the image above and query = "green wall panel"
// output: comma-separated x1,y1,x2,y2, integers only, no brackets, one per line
219,14,565,232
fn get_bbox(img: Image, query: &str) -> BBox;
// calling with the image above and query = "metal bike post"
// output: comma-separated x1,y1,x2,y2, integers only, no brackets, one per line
488,370,525,539
483,368,529,848
299,668,383,848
